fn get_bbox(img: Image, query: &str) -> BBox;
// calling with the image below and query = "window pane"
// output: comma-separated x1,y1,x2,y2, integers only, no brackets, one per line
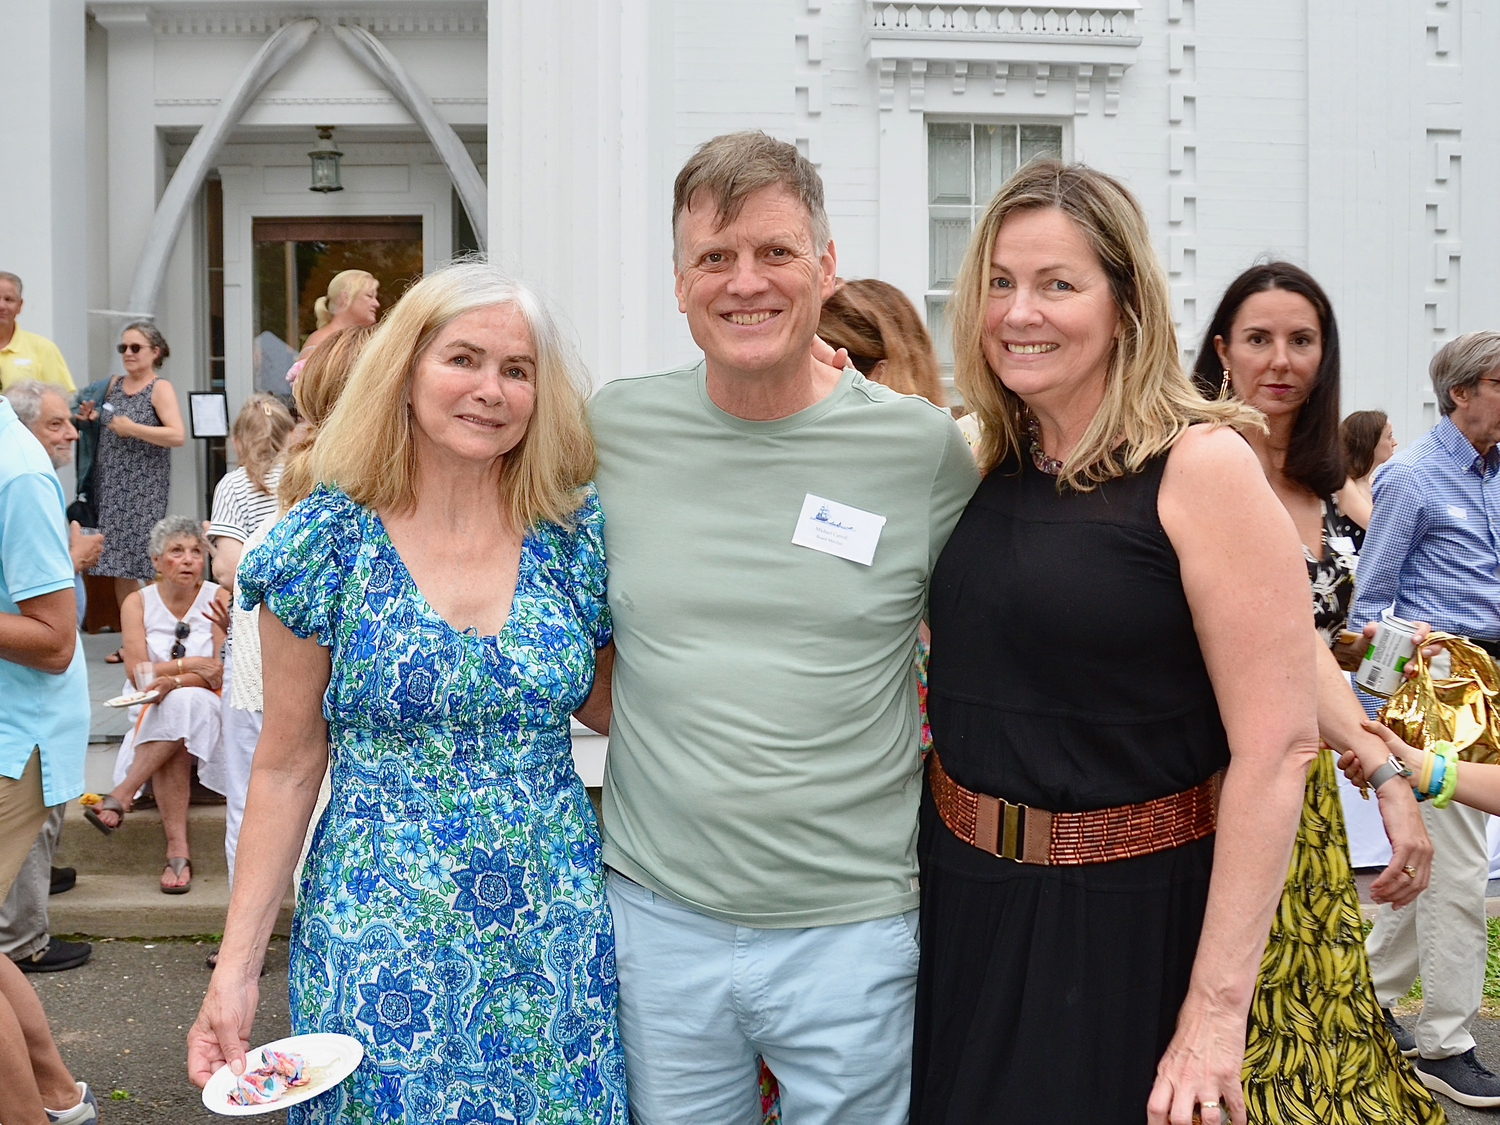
930,215,972,289
1001,124,1019,182
926,296,954,369
1019,124,1064,168
975,124,1020,202
928,123,972,205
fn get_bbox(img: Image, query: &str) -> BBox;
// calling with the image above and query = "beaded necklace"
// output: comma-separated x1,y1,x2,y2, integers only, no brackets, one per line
1024,412,1063,476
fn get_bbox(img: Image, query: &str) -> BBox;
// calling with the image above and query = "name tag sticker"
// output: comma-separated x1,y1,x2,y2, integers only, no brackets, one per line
13,357,30,366
1448,506,1468,520
791,493,886,566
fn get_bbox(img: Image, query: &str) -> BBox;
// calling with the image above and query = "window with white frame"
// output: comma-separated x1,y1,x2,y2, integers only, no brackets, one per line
926,121,1065,393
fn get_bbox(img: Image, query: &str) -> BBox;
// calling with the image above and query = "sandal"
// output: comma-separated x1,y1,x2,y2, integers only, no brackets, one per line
83,794,126,835
161,857,192,895
104,649,124,664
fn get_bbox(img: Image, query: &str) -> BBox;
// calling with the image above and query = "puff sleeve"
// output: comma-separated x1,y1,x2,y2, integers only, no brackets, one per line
237,486,353,646
561,484,612,650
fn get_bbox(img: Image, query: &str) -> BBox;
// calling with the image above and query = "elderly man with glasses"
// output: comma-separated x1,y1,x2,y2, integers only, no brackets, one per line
0,380,98,1123
1349,329,1500,1109
0,382,103,978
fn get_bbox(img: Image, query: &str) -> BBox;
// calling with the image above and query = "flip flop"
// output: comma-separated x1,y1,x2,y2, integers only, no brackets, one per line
161,857,192,895
104,649,124,664
83,794,126,835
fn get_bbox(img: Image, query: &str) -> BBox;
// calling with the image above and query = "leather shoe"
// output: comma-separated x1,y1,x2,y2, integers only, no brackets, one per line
14,938,92,973
50,865,76,895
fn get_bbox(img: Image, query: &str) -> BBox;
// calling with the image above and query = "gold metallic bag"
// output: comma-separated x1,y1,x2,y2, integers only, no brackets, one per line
1380,632,1500,765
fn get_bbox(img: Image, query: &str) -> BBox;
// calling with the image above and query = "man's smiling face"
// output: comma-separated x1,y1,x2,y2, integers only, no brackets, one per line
673,183,836,380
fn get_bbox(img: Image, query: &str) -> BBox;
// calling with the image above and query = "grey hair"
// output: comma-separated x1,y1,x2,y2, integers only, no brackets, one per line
671,131,831,266
0,271,21,295
148,515,209,560
1431,330,1500,415
2,379,63,426
122,319,170,369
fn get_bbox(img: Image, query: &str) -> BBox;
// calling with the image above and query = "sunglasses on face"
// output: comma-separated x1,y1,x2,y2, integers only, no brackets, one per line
117,342,148,354
170,619,191,660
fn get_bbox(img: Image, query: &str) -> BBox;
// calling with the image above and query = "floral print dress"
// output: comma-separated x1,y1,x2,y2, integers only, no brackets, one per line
238,485,627,1125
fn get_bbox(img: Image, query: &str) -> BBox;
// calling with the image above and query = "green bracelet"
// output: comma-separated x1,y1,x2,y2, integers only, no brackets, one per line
1432,741,1460,809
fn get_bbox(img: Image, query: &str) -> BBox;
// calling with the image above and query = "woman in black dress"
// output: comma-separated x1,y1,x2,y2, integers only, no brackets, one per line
913,161,1318,1125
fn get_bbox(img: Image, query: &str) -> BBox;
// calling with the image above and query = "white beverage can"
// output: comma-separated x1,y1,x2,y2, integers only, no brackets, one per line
1353,610,1419,697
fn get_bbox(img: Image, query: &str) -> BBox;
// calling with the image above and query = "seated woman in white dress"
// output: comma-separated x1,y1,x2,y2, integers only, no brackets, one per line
84,516,228,894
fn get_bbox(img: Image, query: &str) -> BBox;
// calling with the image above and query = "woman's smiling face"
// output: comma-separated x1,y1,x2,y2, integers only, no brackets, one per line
1215,288,1324,421
980,206,1120,407
408,303,538,469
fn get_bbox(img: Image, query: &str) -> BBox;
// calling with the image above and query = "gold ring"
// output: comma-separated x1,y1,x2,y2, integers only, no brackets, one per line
1403,865,1417,878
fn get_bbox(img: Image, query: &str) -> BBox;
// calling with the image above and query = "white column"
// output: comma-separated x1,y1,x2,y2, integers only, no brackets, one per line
94,6,160,330
876,67,930,329
0,0,88,375
488,0,663,385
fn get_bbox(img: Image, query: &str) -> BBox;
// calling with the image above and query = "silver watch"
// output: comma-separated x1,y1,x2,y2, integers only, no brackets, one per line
1366,753,1412,791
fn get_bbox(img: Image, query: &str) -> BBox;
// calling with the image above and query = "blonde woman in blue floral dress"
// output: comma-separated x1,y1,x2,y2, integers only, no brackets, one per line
187,263,627,1124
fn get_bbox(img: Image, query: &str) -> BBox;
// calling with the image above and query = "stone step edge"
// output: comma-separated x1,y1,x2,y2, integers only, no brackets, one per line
46,875,294,939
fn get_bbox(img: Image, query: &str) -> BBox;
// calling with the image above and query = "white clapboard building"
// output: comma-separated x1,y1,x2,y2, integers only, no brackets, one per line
2,0,1495,517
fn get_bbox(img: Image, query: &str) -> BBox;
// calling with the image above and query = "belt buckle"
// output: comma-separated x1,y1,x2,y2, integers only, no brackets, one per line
975,794,1027,861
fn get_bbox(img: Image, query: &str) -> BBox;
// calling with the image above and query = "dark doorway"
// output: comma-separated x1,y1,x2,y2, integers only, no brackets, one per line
251,215,423,392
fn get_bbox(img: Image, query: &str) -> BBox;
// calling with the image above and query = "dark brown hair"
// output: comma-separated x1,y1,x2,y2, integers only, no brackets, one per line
1340,409,1389,480
819,279,944,405
1194,262,1345,496
122,320,170,370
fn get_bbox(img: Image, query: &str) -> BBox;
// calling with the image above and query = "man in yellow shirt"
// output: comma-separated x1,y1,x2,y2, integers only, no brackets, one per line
0,273,75,394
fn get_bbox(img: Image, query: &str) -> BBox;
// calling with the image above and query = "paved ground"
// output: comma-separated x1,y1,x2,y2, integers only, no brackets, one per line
31,939,291,1124
26,938,1500,1124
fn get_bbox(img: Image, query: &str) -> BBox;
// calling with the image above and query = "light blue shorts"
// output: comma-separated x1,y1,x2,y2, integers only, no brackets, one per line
606,869,918,1125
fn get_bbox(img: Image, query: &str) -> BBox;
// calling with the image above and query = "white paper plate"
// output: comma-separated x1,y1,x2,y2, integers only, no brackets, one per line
103,690,158,709
202,1033,364,1116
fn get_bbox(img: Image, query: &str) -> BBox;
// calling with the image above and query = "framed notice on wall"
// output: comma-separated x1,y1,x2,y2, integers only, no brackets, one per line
188,392,229,439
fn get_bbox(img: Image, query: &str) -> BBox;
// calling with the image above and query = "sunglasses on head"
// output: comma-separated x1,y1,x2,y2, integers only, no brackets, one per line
117,342,148,354
170,619,191,660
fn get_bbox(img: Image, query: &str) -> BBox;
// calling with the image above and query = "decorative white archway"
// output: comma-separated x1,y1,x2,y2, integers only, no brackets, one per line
127,18,487,317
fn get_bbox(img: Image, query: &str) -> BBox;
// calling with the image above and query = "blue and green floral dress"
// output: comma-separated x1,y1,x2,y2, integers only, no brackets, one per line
238,484,627,1125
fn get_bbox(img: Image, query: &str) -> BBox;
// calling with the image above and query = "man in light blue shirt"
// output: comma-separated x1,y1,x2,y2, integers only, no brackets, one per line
1348,330,1500,1107
0,393,97,1122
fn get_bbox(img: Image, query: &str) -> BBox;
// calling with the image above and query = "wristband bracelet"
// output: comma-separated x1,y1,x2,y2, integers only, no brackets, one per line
1416,747,1436,799
1425,752,1447,800
1432,741,1460,808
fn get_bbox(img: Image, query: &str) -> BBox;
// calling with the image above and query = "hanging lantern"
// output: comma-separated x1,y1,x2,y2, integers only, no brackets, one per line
308,126,344,193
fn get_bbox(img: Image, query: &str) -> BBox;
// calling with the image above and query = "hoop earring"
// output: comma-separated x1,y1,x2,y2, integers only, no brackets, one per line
1218,368,1233,400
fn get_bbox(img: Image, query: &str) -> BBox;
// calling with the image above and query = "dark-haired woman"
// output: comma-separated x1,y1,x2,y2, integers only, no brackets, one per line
89,320,184,621
1336,409,1397,535
1195,264,1439,1125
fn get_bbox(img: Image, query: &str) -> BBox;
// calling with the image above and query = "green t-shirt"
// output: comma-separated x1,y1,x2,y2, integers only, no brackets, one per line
589,360,980,927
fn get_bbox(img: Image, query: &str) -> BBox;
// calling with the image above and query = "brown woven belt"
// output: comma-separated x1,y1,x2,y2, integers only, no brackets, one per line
928,751,1223,865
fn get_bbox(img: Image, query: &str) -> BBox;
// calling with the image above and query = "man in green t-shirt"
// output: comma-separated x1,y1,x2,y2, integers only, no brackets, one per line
590,132,979,1124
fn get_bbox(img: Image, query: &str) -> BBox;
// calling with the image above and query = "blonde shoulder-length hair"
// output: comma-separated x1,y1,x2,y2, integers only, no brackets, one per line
309,260,596,530
951,159,1261,489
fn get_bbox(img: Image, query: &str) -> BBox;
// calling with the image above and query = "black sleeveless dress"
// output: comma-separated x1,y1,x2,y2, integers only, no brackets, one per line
913,450,1230,1124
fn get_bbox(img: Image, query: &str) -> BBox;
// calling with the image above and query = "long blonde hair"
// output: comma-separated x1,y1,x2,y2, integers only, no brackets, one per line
309,261,595,530
951,159,1260,489
313,269,377,328
231,393,294,494
278,326,373,512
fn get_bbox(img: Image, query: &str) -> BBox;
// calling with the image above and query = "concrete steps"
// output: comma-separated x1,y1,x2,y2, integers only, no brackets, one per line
51,800,294,939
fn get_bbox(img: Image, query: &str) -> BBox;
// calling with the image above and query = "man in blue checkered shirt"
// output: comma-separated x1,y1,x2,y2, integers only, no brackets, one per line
1348,329,1500,1108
